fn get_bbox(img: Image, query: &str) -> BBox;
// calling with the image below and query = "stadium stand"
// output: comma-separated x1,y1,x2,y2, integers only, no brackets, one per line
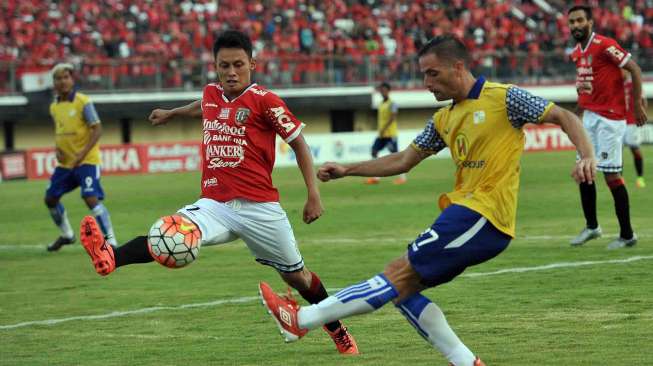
0,0,652,93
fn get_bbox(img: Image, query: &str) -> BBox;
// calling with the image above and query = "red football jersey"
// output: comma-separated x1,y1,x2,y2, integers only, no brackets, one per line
200,83,304,202
571,32,630,120
624,77,636,124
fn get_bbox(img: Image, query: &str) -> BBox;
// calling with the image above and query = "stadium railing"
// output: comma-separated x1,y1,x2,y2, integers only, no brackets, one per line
1,49,653,94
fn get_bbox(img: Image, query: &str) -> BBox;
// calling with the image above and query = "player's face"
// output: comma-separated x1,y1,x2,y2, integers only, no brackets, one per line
378,86,390,99
568,10,593,42
215,48,256,97
419,53,464,101
53,70,74,96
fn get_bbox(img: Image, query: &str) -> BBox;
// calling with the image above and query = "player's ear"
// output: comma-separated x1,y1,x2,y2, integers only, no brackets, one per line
250,58,256,71
453,60,465,75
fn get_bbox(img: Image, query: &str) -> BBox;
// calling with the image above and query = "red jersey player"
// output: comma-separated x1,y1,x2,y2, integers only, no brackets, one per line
622,72,647,188
78,30,358,355
567,5,647,249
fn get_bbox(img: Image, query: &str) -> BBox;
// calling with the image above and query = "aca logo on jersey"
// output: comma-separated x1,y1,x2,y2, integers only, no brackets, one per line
269,107,295,132
605,45,625,61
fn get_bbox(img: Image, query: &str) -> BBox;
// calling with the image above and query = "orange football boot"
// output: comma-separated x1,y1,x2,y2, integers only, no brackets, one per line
259,282,308,342
324,325,359,355
449,357,486,366
80,216,116,276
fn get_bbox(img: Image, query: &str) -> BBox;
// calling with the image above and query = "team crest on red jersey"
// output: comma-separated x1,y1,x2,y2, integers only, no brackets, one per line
235,108,250,125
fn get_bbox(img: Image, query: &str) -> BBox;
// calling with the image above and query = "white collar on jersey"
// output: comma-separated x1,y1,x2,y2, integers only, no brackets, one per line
221,83,258,103
579,32,596,53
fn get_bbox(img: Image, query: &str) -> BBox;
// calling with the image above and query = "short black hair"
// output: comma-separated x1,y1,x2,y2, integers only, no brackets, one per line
568,5,592,20
417,34,471,67
213,30,253,59
379,82,391,90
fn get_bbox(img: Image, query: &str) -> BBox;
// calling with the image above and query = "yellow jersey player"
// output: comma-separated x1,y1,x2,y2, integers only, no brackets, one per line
260,35,596,366
45,63,117,251
366,82,407,185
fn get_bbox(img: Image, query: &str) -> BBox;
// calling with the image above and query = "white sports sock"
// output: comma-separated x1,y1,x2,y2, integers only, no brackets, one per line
49,204,74,239
91,203,117,245
298,273,398,330
396,294,475,366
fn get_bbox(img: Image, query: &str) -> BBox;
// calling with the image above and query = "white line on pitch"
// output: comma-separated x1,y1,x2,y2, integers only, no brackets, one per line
462,255,653,277
0,297,258,330
2,255,652,331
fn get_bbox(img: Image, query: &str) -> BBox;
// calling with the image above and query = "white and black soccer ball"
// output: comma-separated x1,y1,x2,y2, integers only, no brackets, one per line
147,215,201,268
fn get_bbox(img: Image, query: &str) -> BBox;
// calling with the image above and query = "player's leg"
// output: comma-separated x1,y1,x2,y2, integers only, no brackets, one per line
365,138,384,184
260,205,509,365
392,208,509,366
598,120,636,249
389,138,407,184
45,167,77,251
624,125,645,187
571,111,601,245
278,267,359,354
76,165,117,246
631,147,645,187
238,200,358,354
604,172,636,249
80,198,238,275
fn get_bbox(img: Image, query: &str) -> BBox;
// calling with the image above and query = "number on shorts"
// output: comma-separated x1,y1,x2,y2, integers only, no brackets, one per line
411,228,439,251
85,177,93,189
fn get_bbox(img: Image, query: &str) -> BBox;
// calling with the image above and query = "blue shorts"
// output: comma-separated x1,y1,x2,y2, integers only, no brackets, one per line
372,137,398,155
45,164,105,200
407,204,511,287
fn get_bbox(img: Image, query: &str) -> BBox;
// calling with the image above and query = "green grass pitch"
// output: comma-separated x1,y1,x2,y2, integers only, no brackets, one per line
1,148,651,365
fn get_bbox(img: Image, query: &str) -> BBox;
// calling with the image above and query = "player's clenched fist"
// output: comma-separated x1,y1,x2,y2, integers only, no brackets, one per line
149,109,173,126
317,162,346,182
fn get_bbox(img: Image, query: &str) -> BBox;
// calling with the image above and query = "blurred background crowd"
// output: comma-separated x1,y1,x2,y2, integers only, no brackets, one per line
1,0,652,92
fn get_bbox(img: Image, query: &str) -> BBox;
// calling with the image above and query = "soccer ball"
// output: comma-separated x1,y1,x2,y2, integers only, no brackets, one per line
147,215,201,268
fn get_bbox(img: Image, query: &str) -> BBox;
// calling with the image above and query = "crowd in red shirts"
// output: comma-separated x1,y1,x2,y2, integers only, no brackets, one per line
1,0,651,92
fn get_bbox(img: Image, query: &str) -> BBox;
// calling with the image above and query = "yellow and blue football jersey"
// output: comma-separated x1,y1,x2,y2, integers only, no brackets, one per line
411,77,554,237
49,91,101,168
377,98,398,138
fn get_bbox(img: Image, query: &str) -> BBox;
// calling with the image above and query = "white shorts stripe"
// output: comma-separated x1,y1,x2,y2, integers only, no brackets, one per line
443,217,487,249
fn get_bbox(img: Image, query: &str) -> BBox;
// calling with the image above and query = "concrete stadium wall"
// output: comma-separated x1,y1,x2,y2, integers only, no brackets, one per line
3,102,651,150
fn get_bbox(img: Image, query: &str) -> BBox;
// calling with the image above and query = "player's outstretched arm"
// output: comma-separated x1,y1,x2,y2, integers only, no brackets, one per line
317,146,426,182
623,60,648,126
542,105,596,184
288,134,323,224
149,100,202,126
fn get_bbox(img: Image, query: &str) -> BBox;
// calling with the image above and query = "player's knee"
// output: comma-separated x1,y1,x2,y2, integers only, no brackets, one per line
279,267,311,291
603,172,621,184
83,196,99,209
44,196,58,208
383,257,424,302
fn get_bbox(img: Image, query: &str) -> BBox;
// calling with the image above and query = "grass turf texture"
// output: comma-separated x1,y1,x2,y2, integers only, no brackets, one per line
0,148,651,365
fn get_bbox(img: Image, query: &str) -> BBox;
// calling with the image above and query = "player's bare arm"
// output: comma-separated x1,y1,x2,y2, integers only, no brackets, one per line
289,134,323,224
541,105,596,184
72,123,102,167
149,100,202,126
622,59,648,126
318,146,426,182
